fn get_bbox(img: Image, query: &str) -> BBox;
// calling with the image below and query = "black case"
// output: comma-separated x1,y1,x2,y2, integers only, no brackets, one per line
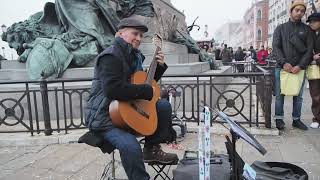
173,151,231,180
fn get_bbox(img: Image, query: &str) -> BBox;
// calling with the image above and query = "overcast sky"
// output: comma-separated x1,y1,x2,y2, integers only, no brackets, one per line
0,0,253,59
171,0,253,40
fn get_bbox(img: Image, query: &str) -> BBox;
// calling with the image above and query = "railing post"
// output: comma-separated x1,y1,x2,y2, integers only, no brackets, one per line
252,63,256,83
40,76,53,135
264,75,272,128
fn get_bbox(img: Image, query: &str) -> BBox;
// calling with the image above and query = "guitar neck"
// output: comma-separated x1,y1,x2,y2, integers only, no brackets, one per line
146,46,161,85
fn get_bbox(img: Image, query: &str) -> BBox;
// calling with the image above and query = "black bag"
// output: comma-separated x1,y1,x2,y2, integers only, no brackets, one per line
289,34,307,53
251,161,308,180
173,151,231,180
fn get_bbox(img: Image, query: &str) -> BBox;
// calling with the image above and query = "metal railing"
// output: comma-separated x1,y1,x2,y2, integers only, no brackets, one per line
253,65,274,128
0,71,273,135
223,61,255,73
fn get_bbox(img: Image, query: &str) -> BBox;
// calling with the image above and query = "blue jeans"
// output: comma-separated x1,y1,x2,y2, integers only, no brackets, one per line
274,68,305,121
103,99,172,180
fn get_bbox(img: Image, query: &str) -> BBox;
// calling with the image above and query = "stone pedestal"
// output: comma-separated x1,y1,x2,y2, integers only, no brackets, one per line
0,41,209,80
135,0,187,42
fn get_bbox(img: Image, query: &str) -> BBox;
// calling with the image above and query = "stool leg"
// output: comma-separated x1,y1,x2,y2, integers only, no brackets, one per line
151,165,172,180
100,151,120,180
151,165,165,180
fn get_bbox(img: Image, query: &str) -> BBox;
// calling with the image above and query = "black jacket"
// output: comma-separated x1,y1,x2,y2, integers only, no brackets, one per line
272,20,314,69
234,50,245,61
249,49,257,61
221,48,232,62
85,37,167,132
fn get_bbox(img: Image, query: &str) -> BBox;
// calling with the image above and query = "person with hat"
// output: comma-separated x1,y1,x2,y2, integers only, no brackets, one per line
272,1,314,130
85,17,178,179
307,13,320,128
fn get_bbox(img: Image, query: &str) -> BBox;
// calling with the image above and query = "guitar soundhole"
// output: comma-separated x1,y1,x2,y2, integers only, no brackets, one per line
129,102,150,119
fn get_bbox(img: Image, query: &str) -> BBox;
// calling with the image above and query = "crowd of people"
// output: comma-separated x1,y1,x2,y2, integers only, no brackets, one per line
213,44,272,73
212,1,320,131
214,44,272,66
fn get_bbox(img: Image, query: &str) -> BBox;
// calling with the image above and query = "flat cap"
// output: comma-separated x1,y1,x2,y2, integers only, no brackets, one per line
117,17,148,32
307,13,320,22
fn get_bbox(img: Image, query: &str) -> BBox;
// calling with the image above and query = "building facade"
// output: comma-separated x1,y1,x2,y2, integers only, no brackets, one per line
243,0,269,49
214,22,240,48
268,0,320,45
229,23,246,48
268,0,292,45
305,0,320,17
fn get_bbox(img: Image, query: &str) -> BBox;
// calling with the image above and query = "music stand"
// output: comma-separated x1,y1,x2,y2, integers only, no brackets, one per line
217,111,267,180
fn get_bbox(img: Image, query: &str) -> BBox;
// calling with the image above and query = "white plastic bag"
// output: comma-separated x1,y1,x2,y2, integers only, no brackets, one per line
280,70,305,96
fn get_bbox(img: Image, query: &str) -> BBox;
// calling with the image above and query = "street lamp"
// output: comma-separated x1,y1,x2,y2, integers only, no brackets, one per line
204,24,208,38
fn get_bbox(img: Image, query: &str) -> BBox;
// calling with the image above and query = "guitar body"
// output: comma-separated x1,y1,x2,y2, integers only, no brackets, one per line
109,71,161,136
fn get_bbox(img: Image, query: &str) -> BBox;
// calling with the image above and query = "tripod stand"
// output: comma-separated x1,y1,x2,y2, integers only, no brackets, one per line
168,87,186,139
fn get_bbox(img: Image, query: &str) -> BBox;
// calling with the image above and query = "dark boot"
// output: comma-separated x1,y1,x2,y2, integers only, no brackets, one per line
143,145,178,164
275,119,285,130
292,120,308,130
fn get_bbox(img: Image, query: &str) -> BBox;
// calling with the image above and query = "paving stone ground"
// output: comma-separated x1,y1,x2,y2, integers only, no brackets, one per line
0,131,320,180
1,78,319,180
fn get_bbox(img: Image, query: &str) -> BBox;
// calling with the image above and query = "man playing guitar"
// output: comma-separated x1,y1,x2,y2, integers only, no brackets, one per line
85,17,178,180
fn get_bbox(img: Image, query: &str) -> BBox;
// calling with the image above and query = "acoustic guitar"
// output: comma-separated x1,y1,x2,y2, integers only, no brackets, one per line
109,34,163,136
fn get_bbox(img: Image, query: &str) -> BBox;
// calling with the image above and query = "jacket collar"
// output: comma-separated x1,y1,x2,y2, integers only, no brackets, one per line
114,37,142,55
113,37,144,63
288,18,302,25
114,37,133,55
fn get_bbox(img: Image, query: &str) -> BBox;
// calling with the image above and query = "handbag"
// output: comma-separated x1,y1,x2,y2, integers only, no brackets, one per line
306,61,320,80
280,70,305,96
289,33,307,53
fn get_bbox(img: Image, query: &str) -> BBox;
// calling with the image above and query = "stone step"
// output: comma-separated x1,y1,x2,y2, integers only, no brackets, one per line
1,60,26,69
164,62,210,75
64,62,210,77
0,69,27,81
143,53,199,65
0,62,211,81
0,52,199,71
140,41,188,55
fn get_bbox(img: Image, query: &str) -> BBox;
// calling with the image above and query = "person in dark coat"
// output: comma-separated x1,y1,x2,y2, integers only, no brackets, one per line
85,17,178,180
220,44,232,65
249,45,257,62
307,12,320,128
234,46,245,72
215,48,221,60
272,1,314,130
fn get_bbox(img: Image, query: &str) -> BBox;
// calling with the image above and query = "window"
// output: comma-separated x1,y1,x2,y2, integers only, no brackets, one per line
257,10,262,21
257,29,262,41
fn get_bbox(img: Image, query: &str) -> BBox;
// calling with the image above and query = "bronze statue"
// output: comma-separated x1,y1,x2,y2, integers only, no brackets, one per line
2,0,213,80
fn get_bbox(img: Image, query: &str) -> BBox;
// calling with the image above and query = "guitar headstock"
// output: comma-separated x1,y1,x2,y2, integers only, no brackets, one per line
152,33,162,48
